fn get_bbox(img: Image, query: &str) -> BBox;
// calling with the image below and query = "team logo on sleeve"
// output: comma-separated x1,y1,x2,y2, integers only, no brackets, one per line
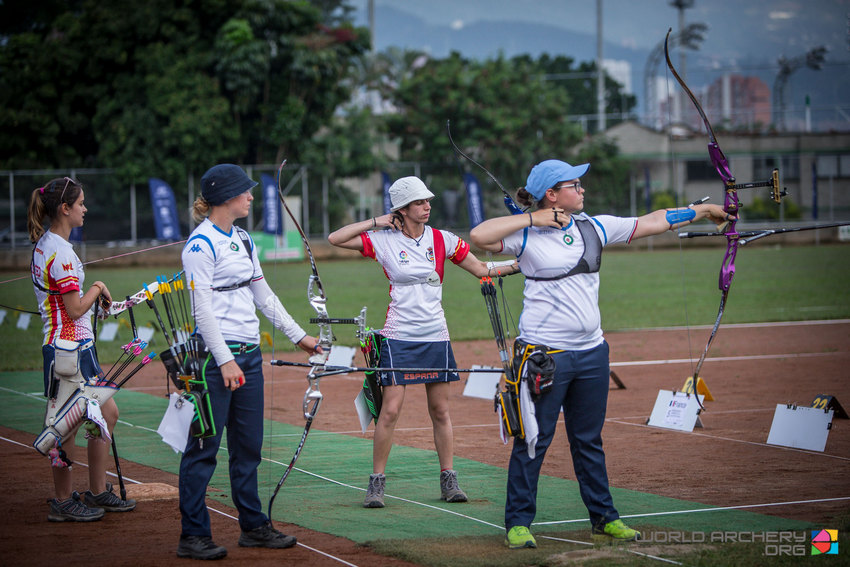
425,246,434,262
563,234,574,245
62,262,74,271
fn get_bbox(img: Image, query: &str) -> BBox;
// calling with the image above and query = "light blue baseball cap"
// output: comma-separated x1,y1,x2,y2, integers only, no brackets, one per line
525,159,590,201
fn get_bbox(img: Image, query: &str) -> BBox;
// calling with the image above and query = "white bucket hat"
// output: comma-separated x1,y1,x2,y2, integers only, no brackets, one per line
389,176,435,211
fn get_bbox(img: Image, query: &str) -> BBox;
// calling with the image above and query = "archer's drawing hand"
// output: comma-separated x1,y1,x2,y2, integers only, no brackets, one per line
531,208,567,228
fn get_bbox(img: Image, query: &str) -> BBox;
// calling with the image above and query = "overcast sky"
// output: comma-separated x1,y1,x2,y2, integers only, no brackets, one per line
353,0,850,68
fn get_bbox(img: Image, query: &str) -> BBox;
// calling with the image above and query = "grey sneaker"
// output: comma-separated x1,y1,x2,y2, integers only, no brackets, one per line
238,521,297,549
440,469,468,502
83,482,136,512
48,492,104,522
363,473,385,508
176,535,227,560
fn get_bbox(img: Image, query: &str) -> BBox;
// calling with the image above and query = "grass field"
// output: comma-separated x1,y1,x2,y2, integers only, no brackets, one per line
2,243,849,371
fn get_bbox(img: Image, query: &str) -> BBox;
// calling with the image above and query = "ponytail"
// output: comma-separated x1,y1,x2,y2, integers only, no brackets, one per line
27,188,47,243
191,196,211,223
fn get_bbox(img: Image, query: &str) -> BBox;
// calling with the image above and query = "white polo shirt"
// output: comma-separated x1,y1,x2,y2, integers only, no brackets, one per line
182,219,266,344
361,226,470,341
501,213,637,350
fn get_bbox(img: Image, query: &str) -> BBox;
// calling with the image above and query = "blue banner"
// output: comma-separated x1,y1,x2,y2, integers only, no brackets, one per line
148,178,181,240
69,227,83,242
261,173,283,234
463,172,485,228
381,172,392,215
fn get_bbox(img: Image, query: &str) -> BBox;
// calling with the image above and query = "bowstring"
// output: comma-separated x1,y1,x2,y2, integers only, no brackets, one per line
663,40,697,382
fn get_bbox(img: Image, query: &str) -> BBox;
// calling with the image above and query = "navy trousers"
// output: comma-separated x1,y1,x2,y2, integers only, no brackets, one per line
505,341,618,530
179,348,267,536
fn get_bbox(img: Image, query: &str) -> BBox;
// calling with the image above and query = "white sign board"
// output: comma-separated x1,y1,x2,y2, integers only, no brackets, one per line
647,390,704,432
462,366,502,399
766,404,833,452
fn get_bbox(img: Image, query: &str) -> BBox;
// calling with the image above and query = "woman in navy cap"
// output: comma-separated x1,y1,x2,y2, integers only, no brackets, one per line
177,163,320,560
328,176,518,509
470,159,731,549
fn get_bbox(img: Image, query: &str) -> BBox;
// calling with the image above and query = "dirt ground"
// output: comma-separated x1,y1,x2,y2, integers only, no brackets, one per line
2,321,848,565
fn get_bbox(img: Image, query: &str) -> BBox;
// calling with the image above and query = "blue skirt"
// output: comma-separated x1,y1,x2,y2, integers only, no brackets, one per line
378,337,460,386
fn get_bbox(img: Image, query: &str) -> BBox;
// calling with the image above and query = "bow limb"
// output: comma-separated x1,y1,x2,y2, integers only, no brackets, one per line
666,29,741,409
446,119,525,215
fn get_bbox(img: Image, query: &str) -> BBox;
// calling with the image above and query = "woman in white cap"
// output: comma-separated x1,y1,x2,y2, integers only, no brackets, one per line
177,163,321,560
470,159,731,549
328,175,517,509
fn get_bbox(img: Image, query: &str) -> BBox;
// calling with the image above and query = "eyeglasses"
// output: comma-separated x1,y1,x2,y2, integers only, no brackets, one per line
555,180,582,193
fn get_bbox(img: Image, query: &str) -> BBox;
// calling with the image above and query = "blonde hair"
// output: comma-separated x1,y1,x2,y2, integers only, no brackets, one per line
191,196,211,223
27,177,82,243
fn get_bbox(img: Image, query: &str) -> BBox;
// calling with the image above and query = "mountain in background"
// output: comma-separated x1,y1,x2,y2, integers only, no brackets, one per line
368,6,850,132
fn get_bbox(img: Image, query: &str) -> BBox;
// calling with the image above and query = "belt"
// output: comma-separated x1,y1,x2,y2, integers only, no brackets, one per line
226,341,259,355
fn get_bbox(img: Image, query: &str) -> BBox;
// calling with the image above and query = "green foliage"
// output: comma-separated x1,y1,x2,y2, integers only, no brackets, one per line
745,195,802,221
386,52,589,218
651,190,679,210
0,0,370,186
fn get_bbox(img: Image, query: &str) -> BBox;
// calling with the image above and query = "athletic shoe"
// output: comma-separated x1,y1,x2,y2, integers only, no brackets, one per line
176,535,227,560
439,469,468,503
47,492,104,522
591,519,642,543
505,525,537,549
363,473,385,508
83,482,136,512
238,522,297,549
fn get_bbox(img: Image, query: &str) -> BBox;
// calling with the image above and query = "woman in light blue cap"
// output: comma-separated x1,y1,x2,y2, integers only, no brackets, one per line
471,159,729,549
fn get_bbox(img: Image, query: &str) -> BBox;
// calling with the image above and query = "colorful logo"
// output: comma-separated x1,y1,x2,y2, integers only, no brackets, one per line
399,250,408,260
811,529,838,555
426,247,434,262
563,234,574,245
230,242,239,251
62,262,74,271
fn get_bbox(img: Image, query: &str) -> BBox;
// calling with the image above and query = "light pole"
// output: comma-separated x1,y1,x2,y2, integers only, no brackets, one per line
773,46,827,131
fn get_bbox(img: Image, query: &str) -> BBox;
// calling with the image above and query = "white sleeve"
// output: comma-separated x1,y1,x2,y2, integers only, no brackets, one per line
191,287,234,367
250,278,308,345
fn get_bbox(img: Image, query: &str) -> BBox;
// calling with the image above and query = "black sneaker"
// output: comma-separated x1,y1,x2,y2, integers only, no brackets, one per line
238,522,297,549
83,482,137,512
176,535,227,560
47,492,104,522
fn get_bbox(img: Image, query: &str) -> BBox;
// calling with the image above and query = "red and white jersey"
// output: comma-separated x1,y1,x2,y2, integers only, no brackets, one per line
32,231,93,345
360,226,470,341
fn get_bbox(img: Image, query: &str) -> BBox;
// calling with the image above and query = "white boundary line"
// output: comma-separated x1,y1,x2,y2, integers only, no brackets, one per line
534,496,850,526
611,351,843,368
606,418,850,461
612,319,850,332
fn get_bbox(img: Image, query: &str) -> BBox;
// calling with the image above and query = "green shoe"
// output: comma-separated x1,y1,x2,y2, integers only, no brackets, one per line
592,519,642,543
505,526,537,549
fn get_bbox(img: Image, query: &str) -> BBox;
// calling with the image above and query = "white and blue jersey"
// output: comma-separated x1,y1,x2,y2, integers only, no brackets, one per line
501,213,637,350
182,219,264,344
